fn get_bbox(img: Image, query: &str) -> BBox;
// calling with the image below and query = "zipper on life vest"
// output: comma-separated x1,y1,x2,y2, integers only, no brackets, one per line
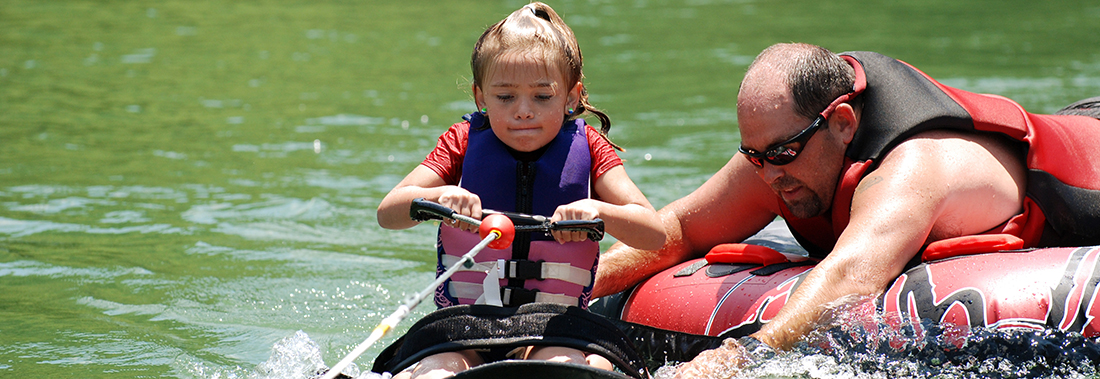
508,161,536,291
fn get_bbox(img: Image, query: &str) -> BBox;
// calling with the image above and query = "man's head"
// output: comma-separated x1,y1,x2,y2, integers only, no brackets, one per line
736,43,858,219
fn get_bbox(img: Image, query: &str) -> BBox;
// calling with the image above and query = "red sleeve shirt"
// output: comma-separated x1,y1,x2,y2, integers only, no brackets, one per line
421,121,623,188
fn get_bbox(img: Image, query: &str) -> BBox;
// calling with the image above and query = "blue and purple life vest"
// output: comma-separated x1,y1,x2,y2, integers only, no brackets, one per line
435,112,600,309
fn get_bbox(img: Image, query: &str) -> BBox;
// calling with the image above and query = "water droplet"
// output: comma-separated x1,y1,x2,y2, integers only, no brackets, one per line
644,153,652,161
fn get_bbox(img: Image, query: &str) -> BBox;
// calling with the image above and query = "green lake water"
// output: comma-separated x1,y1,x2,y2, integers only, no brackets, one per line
3,0,1099,378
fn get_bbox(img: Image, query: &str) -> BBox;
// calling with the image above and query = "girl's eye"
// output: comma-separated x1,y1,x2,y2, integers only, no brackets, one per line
495,95,513,102
536,94,553,101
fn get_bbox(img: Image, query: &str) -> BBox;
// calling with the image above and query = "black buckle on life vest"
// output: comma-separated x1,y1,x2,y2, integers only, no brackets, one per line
503,260,545,280
501,287,539,306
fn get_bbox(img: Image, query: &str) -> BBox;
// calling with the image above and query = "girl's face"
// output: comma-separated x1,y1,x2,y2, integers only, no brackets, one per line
474,56,581,152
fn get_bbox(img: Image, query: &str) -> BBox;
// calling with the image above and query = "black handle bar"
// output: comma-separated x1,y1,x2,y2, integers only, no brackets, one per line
410,198,604,242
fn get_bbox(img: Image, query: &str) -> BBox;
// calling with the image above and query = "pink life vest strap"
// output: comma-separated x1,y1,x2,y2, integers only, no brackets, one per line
439,226,598,308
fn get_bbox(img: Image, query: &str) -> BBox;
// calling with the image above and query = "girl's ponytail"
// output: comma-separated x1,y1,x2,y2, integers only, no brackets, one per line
571,88,620,151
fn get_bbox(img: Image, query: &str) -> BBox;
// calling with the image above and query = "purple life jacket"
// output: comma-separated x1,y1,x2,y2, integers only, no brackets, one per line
435,112,600,309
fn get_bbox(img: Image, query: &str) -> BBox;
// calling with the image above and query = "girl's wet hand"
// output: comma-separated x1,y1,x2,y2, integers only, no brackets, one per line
438,187,481,233
550,201,598,243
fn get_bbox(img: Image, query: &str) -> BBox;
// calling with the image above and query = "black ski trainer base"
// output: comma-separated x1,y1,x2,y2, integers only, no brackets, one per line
371,303,649,379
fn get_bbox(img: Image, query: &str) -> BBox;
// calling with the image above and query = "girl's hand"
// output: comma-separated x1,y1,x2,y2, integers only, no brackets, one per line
550,200,600,244
438,187,482,233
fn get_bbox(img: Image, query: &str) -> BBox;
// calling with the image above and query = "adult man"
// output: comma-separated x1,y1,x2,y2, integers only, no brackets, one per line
591,43,1100,375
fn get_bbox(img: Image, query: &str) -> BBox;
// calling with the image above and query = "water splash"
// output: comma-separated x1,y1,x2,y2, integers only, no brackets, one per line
177,331,361,379
654,296,1100,379
251,331,352,379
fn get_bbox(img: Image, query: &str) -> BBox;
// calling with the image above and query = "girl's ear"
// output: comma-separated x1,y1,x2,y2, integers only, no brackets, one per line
472,84,485,110
567,82,582,109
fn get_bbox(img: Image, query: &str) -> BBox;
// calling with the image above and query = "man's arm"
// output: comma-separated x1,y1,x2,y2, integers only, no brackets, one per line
751,131,1027,350
593,154,780,298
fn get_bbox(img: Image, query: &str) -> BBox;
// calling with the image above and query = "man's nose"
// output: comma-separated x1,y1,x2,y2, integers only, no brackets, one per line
756,162,785,184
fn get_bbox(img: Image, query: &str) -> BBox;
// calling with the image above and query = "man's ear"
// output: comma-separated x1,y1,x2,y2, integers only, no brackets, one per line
831,102,859,144
473,84,484,110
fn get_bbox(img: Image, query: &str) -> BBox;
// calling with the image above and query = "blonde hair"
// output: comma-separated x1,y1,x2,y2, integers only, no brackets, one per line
471,2,619,150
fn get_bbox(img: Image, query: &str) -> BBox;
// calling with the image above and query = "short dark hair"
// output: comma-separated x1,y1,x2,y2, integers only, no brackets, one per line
785,44,855,119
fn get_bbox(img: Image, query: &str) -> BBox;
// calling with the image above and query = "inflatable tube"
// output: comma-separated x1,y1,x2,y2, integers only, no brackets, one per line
609,226,1100,342
616,253,813,338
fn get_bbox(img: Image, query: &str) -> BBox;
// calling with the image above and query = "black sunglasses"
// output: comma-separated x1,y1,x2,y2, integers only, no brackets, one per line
738,115,826,167
737,92,853,168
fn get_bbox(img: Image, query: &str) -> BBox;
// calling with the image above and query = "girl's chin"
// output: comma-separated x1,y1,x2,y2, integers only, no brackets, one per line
500,135,553,152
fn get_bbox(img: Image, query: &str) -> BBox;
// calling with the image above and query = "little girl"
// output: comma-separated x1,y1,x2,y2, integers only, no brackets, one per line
376,2,665,378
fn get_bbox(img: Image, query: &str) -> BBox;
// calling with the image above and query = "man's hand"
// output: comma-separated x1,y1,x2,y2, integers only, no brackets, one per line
674,338,751,378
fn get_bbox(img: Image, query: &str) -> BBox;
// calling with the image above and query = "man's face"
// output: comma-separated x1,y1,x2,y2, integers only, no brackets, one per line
737,94,845,219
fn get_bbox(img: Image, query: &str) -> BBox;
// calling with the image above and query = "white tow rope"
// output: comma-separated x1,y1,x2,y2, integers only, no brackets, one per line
318,229,502,379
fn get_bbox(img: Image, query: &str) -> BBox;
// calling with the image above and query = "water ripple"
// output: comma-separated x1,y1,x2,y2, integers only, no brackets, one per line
5,197,112,214
0,217,188,238
305,114,384,126
77,296,168,316
182,197,334,225
0,260,153,279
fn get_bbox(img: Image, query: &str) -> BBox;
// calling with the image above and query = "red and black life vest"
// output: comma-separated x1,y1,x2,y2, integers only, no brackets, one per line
783,51,1100,258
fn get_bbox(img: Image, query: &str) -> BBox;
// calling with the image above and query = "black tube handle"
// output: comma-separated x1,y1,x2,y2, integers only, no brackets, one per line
410,198,455,222
549,219,605,242
409,198,604,241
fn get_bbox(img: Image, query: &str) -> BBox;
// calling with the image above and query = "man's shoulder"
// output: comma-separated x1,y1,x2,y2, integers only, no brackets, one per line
851,129,1028,244
871,129,1026,207
870,131,1023,189
888,129,1023,160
